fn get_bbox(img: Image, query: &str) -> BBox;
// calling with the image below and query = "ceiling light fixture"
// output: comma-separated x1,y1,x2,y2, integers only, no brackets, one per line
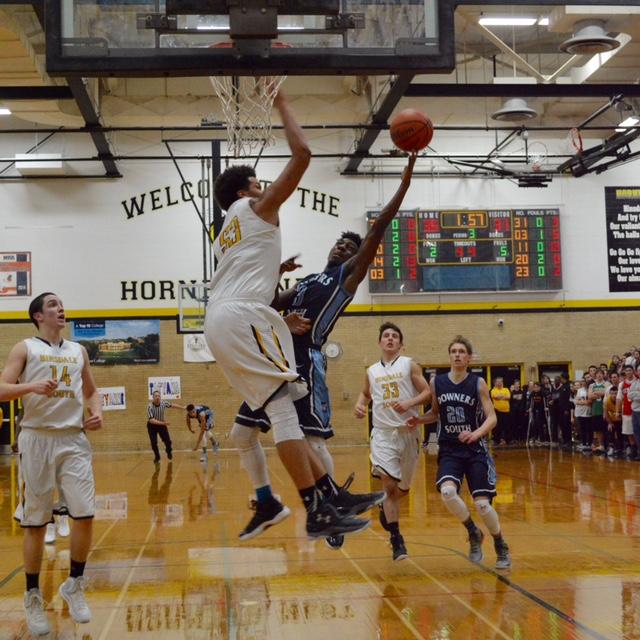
479,17,537,27
491,98,538,122
537,17,549,26
0,107,11,115
559,20,620,55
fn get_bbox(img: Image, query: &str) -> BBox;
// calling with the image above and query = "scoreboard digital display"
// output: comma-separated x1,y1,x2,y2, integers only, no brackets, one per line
367,208,562,293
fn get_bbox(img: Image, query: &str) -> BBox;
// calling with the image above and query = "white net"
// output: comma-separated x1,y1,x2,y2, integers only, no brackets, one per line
209,74,287,158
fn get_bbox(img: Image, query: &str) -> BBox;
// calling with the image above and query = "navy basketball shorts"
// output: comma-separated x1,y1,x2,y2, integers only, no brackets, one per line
436,445,497,499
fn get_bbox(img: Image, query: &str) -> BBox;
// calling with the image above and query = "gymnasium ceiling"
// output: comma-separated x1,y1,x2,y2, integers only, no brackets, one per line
0,1,639,178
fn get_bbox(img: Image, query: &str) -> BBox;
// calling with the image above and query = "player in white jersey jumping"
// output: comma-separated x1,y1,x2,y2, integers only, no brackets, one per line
205,89,371,540
0,292,103,636
354,322,430,560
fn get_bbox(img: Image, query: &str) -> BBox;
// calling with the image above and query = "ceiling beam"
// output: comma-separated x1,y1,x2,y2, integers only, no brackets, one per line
405,84,640,98
343,73,415,175
0,86,73,100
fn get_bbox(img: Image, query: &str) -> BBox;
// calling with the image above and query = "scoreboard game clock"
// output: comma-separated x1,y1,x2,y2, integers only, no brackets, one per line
367,208,562,293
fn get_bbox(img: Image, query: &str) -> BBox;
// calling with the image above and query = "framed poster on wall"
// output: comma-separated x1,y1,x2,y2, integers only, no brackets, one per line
0,252,31,297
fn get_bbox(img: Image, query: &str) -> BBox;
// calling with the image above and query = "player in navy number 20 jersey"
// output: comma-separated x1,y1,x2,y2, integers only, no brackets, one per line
408,335,511,570
230,154,417,543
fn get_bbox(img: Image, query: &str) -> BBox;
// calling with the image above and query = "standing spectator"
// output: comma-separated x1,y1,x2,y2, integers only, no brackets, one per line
604,386,623,457
617,365,637,459
528,382,547,445
555,373,573,449
574,379,592,453
490,377,511,446
548,377,563,447
609,355,621,377
609,371,620,389
509,380,527,444
588,370,608,455
627,365,640,462
147,390,181,464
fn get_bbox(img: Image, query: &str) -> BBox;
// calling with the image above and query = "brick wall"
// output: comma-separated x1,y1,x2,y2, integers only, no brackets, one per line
1,309,637,451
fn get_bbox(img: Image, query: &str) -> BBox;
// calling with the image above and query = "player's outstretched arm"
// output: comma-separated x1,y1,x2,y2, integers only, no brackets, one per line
81,346,103,431
193,417,206,450
0,342,58,401
253,91,311,225
343,153,416,294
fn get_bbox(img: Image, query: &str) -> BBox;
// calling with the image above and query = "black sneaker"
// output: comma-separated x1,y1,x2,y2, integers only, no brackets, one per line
153,457,160,464
331,473,385,517
167,451,173,460
494,538,511,569
378,503,391,532
391,534,408,561
468,527,484,562
306,502,370,539
238,499,291,541
325,534,345,550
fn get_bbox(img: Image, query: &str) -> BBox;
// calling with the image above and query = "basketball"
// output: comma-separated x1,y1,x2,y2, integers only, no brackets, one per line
389,109,433,152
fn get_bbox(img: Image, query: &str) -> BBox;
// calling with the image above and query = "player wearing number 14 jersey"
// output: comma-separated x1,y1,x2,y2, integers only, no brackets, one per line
408,335,511,569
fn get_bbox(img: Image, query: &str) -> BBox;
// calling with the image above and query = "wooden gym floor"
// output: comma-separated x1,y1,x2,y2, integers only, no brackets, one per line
0,446,639,639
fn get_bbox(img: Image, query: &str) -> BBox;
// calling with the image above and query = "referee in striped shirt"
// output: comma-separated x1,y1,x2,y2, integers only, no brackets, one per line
147,390,183,463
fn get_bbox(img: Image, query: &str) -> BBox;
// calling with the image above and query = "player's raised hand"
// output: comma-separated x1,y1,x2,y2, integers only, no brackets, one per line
279,254,302,274
30,379,58,396
284,311,311,335
84,413,103,431
354,402,367,419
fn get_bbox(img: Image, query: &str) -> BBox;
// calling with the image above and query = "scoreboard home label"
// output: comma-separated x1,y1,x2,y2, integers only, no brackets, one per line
367,208,562,293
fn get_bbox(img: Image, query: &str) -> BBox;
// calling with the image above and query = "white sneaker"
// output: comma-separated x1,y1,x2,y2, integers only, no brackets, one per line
57,515,70,537
24,588,50,636
59,576,91,623
200,453,208,462
45,523,56,544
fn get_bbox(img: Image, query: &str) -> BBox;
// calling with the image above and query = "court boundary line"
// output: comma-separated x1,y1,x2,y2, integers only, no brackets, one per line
410,540,610,640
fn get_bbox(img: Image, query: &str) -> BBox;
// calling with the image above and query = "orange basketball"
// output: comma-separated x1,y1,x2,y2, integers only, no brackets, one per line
389,109,433,152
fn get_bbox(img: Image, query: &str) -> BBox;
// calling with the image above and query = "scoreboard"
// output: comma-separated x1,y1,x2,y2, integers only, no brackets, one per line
367,208,562,293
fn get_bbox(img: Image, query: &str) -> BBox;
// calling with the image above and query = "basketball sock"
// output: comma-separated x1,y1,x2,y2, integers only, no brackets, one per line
316,473,338,500
230,423,270,489
26,573,39,591
440,483,471,523
299,486,320,513
387,521,400,536
70,560,86,579
474,499,501,536
256,485,274,504
463,517,479,533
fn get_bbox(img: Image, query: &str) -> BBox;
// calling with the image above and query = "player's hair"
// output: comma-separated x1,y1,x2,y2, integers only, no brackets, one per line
186,404,195,412
378,322,403,343
28,292,57,328
341,231,362,248
213,165,256,211
448,335,473,356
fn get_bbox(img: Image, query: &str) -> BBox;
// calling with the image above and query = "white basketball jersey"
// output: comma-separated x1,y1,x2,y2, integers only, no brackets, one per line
209,197,281,306
19,338,85,430
367,356,420,429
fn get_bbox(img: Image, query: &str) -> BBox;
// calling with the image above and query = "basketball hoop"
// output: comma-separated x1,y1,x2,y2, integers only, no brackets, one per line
528,141,548,173
564,127,584,156
209,42,289,158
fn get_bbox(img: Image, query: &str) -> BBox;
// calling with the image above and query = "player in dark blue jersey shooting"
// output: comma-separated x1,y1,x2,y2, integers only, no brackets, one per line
231,153,417,543
408,335,511,569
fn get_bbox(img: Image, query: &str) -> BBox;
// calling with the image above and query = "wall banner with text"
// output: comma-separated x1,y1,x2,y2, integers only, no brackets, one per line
606,187,640,292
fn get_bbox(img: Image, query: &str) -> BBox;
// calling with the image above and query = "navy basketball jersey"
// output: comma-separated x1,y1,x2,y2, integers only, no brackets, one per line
194,405,214,429
286,264,353,350
435,373,484,448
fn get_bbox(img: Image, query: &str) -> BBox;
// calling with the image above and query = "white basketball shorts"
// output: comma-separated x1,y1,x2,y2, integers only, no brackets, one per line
15,428,95,527
622,414,634,435
370,426,421,491
204,300,300,411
